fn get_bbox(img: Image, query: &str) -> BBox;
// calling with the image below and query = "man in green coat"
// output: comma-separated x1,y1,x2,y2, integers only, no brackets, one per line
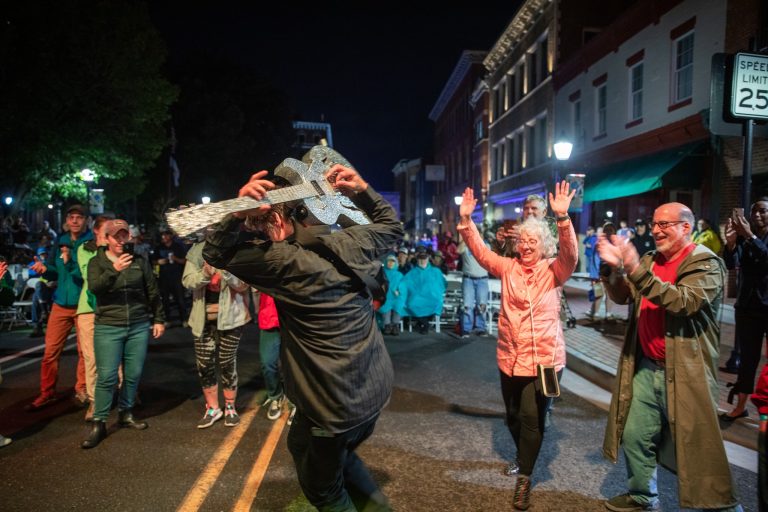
597,202,741,512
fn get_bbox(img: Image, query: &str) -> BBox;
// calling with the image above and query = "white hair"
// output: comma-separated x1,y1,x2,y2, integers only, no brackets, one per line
519,217,557,259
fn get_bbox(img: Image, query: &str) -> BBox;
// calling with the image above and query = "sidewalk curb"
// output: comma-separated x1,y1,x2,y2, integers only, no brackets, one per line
565,346,759,451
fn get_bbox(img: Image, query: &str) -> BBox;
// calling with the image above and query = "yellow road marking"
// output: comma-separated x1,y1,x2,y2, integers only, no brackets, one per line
232,411,289,511
176,395,263,512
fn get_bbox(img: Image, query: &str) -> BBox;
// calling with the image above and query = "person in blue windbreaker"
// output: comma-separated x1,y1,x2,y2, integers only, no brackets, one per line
378,254,404,336
400,248,446,334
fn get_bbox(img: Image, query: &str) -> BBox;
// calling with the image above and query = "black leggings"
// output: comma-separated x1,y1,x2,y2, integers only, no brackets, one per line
733,310,768,394
194,323,243,389
500,369,559,476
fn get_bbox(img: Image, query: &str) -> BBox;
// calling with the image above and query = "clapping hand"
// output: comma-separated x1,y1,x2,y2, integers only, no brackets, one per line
597,234,640,275
0,260,7,280
30,256,46,275
548,180,576,217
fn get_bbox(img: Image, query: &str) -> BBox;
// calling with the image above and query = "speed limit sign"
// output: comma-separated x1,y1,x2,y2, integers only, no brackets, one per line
731,52,768,119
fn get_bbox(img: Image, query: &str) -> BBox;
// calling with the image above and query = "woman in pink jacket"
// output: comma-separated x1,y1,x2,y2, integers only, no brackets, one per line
457,181,577,511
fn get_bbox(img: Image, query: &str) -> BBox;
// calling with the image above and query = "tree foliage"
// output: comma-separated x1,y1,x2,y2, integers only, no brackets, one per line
0,0,177,209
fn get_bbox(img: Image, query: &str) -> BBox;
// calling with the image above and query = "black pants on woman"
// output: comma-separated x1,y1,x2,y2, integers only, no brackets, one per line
500,369,561,476
733,310,768,395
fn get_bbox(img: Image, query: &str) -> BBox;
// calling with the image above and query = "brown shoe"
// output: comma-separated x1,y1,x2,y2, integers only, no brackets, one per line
513,475,531,510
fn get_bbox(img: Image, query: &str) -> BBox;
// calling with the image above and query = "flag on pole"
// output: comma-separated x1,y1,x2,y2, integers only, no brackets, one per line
170,124,180,188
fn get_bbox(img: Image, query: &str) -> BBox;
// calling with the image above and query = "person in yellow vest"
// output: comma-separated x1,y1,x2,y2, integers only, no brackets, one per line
692,218,723,255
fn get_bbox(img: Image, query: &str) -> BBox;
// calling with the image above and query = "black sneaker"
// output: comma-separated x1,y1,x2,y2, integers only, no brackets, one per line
223,404,240,427
605,494,659,511
513,475,531,510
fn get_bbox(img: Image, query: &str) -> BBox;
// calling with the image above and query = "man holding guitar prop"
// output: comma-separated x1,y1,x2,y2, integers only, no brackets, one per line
202,159,402,511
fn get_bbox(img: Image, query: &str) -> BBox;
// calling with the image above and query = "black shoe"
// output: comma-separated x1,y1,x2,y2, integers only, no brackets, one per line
719,410,748,422
81,420,107,449
513,475,531,510
118,410,148,430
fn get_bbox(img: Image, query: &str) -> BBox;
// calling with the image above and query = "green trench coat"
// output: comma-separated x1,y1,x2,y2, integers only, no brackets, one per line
601,244,738,509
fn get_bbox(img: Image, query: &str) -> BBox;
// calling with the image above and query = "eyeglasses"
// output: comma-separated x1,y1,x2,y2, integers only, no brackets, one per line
649,220,685,230
518,238,539,247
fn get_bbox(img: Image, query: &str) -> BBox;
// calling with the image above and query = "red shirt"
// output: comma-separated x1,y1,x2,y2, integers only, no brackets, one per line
638,243,696,361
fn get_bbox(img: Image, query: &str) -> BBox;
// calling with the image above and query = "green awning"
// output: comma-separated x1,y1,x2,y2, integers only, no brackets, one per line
583,143,702,203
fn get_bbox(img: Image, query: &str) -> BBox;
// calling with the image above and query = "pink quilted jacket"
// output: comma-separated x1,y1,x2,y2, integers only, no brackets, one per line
458,220,577,377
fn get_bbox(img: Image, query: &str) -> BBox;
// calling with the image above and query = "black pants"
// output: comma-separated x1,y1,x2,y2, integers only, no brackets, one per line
159,276,187,323
287,411,389,512
500,369,561,476
733,310,768,394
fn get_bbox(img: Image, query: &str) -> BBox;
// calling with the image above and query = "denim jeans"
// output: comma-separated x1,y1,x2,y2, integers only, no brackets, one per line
259,328,283,400
287,411,389,511
93,321,150,421
462,276,488,334
623,358,743,512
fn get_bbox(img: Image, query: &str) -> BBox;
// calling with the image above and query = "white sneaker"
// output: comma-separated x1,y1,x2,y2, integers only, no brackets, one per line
287,403,297,426
267,397,284,421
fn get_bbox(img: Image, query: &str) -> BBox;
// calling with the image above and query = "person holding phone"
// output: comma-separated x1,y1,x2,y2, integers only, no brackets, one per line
457,181,577,511
82,219,165,449
722,199,768,422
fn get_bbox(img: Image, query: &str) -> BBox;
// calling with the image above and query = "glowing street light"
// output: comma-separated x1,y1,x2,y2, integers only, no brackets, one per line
606,210,614,218
80,168,96,182
553,132,573,161
425,207,434,216
453,196,463,206
201,196,211,204
3,196,12,206
48,204,54,209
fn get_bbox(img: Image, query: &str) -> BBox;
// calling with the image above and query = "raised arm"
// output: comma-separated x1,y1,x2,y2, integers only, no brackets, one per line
456,187,508,277
548,180,578,285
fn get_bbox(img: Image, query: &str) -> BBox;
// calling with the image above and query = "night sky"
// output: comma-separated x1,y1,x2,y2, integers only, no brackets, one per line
149,5,521,191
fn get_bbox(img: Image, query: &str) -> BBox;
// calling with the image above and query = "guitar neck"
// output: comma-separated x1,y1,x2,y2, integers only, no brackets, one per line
214,182,319,214
166,181,320,236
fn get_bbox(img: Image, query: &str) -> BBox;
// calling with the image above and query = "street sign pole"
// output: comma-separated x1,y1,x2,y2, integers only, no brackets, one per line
742,119,753,210
731,50,768,208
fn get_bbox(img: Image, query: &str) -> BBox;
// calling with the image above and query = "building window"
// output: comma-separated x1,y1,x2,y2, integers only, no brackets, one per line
538,35,549,82
537,114,548,163
595,84,607,136
629,63,643,121
672,31,694,103
475,119,484,143
526,123,536,168
572,100,582,144
500,78,508,113
508,72,516,108
518,61,526,98
514,130,524,173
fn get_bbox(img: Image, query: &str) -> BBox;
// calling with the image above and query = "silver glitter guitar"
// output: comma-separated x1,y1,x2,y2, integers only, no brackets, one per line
165,146,371,237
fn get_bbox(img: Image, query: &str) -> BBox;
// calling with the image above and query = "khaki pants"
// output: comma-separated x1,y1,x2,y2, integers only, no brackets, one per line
77,313,96,401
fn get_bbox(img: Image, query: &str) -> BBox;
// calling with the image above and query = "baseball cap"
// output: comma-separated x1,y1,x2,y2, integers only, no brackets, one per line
635,218,646,226
36,247,48,256
105,219,130,237
66,204,87,216
386,254,397,262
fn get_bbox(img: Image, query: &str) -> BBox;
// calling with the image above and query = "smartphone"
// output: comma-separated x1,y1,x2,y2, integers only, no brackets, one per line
122,242,135,255
537,364,560,398
503,219,517,230
732,207,744,220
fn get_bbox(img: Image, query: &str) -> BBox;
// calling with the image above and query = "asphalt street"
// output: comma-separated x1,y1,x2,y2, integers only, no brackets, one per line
0,323,759,511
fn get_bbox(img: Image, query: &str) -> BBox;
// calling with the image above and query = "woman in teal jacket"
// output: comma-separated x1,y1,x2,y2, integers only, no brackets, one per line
378,254,404,335
81,219,165,449
400,250,445,334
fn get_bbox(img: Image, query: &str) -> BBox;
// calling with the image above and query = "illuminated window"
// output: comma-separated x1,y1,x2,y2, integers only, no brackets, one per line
595,84,607,136
629,62,643,121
